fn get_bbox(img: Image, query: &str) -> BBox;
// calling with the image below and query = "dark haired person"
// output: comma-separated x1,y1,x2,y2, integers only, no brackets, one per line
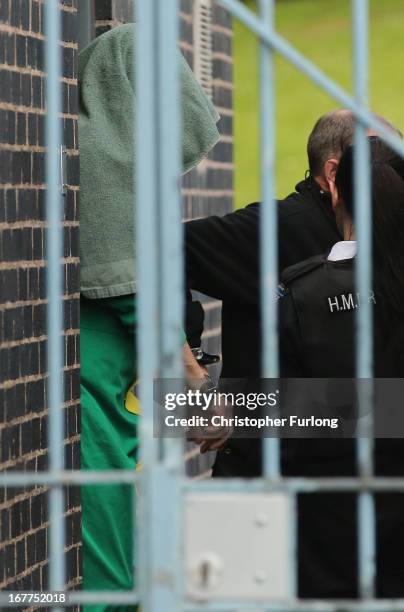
185,109,402,477
279,137,404,598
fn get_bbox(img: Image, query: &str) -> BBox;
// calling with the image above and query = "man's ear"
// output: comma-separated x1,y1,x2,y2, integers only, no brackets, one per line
324,158,339,189
316,158,340,193
323,159,340,210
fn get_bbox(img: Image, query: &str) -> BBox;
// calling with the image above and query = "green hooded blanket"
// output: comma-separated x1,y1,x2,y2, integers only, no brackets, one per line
79,24,220,298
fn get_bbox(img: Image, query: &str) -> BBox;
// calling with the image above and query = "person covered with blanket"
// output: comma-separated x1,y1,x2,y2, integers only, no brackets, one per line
78,24,223,611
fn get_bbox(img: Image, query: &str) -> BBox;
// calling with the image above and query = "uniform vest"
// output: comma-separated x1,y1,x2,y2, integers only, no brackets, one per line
280,254,404,477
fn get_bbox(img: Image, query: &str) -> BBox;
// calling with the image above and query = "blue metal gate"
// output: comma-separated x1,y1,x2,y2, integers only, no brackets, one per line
2,0,404,610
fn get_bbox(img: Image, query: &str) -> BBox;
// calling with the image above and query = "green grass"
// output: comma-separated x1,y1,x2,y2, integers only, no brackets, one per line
233,0,404,207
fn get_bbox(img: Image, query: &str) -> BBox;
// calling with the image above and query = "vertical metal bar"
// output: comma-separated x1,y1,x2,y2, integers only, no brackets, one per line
353,0,373,391
258,0,286,599
155,1,184,608
44,0,65,605
135,3,159,609
136,1,182,611
157,0,184,472
157,6,183,383
259,0,280,479
135,0,159,460
352,0,376,600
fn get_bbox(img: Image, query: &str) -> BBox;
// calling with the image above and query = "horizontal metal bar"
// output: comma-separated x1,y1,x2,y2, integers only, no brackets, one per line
184,476,404,494
3,472,404,491
4,593,404,611
0,471,139,486
3,472,404,492
0,592,139,607
184,599,404,612
217,0,404,159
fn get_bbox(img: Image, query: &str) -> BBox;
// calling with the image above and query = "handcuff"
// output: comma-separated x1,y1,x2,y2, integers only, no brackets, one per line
191,346,220,367
196,373,217,394
188,374,230,439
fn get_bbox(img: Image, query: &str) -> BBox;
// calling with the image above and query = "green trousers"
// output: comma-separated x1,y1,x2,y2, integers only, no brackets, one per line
81,296,139,612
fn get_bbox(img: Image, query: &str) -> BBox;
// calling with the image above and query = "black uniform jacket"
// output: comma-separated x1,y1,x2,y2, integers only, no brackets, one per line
279,254,404,599
184,176,341,475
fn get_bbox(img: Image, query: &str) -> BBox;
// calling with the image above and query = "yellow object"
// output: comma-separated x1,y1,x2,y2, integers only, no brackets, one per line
125,380,143,473
125,379,142,416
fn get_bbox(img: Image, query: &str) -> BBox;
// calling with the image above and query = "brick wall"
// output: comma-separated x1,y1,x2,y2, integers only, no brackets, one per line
0,0,81,604
180,0,234,476
180,0,234,371
94,0,134,37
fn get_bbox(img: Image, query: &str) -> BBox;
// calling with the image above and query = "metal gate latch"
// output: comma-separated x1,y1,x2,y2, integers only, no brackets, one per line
185,493,290,602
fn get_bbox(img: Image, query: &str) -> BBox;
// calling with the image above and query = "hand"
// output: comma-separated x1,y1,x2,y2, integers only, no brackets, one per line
189,386,233,454
183,342,207,384
194,433,231,454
